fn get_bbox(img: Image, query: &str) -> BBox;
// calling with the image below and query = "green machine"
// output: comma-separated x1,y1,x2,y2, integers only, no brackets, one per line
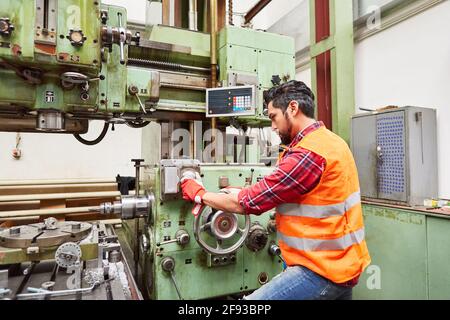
0,0,296,299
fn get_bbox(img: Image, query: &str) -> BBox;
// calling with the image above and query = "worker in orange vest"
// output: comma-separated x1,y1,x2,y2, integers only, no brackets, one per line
181,80,371,300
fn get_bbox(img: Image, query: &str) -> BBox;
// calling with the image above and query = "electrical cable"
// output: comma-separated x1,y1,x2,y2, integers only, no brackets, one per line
126,120,151,128
73,122,109,146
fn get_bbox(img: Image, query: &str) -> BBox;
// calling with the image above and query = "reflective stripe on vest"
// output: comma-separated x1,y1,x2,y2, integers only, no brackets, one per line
277,190,361,219
278,227,365,252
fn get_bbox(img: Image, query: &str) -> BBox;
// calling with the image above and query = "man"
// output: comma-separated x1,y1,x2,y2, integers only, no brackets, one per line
181,80,371,300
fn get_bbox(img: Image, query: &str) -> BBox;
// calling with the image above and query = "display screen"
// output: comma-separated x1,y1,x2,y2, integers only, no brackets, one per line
206,86,256,117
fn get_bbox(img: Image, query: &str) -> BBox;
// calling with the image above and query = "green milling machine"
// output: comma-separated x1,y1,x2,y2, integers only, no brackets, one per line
0,0,296,299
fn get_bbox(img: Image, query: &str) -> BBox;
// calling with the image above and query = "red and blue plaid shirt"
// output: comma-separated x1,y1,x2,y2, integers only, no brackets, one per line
238,121,326,215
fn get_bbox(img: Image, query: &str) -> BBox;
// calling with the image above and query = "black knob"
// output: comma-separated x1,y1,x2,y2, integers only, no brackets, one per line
161,257,175,272
0,18,14,36
100,10,108,24
271,75,281,86
67,29,87,47
131,159,145,167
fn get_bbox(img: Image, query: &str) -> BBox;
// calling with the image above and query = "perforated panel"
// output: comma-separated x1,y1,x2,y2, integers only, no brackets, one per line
376,111,407,202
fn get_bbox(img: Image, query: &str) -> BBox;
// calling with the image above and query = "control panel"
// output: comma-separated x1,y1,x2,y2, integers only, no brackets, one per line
206,85,256,117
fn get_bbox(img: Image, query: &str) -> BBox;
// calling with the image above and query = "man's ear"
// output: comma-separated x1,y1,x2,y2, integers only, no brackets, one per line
289,101,300,117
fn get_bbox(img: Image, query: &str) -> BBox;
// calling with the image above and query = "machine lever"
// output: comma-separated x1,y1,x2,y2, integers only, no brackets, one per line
134,93,146,114
157,238,178,246
117,13,126,65
128,85,146,114
161,257,183,300
169,273,183,300
157,230,190,247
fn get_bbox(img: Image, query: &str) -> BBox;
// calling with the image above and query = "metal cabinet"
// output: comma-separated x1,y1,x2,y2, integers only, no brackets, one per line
351,107,438,206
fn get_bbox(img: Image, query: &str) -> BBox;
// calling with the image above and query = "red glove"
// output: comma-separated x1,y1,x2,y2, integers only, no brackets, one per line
181,179,206,204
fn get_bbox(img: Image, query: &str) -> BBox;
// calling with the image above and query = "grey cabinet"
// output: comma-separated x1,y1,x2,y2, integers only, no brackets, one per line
351,107,438,206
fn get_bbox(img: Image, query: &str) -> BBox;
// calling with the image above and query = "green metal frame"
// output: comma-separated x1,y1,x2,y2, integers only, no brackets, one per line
309,0,355,143
354,203,450,300
126,165,283,300
0,242,98,265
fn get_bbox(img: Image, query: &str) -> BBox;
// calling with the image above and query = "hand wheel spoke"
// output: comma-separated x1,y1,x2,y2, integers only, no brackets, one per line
200,222,211,232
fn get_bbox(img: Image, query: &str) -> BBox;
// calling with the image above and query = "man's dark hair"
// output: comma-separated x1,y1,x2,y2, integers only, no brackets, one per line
263,80,315,118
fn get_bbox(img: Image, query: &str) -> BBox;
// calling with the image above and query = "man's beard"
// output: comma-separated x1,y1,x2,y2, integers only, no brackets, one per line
279,113,293,145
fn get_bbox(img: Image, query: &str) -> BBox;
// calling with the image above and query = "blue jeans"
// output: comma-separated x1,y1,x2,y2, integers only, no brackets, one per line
244,265,353,300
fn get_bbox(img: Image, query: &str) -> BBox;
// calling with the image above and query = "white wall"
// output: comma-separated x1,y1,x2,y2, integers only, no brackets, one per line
354,0,450,198
296,68,312,88
103,0,147,23
0,0,150,182
0,121,142,180
293,2,450,197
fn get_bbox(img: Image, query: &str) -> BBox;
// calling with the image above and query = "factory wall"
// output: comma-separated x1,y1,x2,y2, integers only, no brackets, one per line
0,122,142,180
296,2,449,197
298,1,450,198
354,0,450,198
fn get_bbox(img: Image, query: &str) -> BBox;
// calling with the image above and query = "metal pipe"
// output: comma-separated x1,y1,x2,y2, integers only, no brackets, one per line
244,0,272,25
0,179,115,186
0,206,99,219
132,159,144,279
210,0,218,162
0,183,118,195
189,0,198,31
15,282,103,300
0,191,121,202
210,0,218,87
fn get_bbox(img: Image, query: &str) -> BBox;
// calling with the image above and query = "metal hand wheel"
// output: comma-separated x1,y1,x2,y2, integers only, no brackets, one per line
193,206,250,255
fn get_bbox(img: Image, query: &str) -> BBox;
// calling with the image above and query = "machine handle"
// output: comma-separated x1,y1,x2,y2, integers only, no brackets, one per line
128,85,147,113
117,13,126,65
192,203,203,216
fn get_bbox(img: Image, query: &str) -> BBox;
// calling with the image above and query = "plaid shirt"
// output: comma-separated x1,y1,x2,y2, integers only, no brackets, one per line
238,122,326,215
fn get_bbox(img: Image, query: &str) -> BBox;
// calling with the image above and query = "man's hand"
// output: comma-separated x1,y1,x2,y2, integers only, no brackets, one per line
180,171,206,204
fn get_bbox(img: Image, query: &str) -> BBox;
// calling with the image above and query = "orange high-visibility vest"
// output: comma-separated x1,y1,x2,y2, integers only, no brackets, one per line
276,126,371,284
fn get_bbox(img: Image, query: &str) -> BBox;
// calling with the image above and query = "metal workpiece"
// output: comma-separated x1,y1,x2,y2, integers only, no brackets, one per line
55,242,82,268
36,110,65,132
97,193,154,220
0,221,92,249
44,217,58,230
